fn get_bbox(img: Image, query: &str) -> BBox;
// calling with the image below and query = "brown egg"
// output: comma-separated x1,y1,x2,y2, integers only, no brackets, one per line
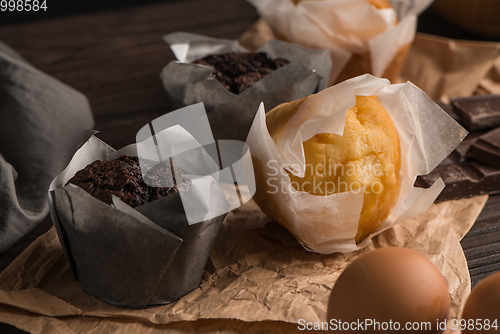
461,272,500,334
327,247,450,334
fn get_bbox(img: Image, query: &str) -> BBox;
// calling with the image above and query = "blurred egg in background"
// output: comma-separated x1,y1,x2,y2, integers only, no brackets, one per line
327,247,450,334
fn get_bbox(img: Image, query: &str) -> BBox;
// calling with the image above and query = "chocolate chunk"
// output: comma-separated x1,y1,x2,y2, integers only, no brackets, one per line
415,161,500,203
438,101,460,121
67,155,190,208
193,52,290,94
451,94,500,131
444,131,485,165
467,126,500,168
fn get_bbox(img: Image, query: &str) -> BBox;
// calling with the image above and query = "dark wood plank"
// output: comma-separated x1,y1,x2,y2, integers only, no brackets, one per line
0,0,259,118
0,323,29,334
461,195,500,287
0,216,52,274
0,0,173,25
94,107,174,149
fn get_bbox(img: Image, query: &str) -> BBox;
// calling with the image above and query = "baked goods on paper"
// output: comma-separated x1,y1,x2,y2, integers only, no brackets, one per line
161,32,332,143
247,0,434,85
246,74,467,253
161,33,331,142
66,155,190,207
283,95,401,243
48,130,230,308
193,52,290,94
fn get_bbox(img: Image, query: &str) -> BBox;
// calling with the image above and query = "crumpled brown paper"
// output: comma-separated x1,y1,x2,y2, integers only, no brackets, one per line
0,195,488,334
398,33,500,101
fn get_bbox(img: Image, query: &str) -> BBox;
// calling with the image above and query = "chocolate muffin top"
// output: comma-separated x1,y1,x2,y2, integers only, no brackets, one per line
66,155,190,208
193,52,289,94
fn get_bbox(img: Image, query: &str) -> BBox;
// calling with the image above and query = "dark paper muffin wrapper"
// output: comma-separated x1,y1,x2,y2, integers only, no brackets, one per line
161,32,332,141
48,131,227,308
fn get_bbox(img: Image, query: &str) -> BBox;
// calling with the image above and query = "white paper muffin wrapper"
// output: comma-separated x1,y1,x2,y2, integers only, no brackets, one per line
246,74,467,253
247,0,433,82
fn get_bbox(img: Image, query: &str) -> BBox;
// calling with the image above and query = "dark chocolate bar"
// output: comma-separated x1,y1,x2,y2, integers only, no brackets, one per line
446,131,484,164
415,161,500,203
451,95,500,131
467,126,500,168
438,101,459,121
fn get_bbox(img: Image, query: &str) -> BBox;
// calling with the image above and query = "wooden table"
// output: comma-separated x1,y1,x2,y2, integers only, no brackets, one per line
0,1,499,333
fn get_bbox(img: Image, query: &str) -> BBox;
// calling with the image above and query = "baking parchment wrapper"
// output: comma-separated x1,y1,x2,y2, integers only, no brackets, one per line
246,74,468,253
47,130,230,308
246,0,433,85
161,32,332,141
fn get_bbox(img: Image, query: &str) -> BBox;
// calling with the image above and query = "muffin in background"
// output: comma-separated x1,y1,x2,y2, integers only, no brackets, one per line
246,0,432,85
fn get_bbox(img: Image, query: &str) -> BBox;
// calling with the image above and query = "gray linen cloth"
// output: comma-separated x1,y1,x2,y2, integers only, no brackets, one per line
0,41,94,253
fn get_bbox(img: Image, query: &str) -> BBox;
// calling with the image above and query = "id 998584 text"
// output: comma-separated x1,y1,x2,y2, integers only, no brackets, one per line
1,0,47,11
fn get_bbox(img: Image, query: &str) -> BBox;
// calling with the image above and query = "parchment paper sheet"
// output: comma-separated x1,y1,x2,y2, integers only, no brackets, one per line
0,195,488,334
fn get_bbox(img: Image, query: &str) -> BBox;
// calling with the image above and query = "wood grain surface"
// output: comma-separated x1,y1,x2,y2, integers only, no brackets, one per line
0,1,499,333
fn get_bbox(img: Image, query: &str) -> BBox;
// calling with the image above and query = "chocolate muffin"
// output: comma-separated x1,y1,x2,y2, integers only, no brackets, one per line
66,155,190,208
193,52,289,94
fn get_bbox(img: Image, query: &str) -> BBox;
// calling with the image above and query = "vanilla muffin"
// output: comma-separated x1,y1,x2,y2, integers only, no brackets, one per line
266,95,401,243
252,0,408,85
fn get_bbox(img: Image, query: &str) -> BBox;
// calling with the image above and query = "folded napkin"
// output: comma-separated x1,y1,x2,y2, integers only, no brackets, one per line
0,41,94,254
